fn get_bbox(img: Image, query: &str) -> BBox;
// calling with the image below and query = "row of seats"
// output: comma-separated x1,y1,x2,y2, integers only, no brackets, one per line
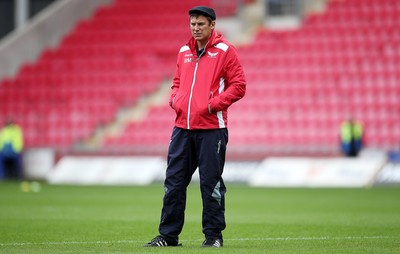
1,0,399,155
233,0,399,150
0,0,213,149
103,0,399,152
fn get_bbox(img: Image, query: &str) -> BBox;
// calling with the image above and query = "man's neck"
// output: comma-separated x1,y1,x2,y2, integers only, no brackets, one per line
196,35,211,50
197,41,207,50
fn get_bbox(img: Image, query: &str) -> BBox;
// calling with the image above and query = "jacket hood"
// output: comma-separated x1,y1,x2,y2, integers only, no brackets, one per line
187,30,225,52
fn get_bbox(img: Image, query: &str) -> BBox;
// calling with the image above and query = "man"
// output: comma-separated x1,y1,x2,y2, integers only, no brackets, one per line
340,117,363,157
0,118,24,179
145,6,246,248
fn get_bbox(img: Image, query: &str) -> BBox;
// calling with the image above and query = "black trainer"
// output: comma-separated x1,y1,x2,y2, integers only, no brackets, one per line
144,235,181,247
201,238,223,248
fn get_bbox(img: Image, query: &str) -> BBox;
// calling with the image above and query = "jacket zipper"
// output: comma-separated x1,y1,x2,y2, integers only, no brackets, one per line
187,47,207,129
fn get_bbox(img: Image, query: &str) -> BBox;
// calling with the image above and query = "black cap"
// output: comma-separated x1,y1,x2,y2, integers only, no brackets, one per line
189,6,216,21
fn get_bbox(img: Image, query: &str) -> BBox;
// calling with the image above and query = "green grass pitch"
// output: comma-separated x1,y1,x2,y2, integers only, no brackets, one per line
0,181,399,253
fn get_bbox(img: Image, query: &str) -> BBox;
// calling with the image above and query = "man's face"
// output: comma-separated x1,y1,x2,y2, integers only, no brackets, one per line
190,15,215,45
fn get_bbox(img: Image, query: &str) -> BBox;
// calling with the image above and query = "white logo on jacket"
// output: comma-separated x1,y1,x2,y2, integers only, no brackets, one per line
207,51,219,58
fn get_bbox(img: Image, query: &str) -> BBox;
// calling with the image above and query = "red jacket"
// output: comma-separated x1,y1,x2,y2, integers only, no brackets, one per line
170,31,246,130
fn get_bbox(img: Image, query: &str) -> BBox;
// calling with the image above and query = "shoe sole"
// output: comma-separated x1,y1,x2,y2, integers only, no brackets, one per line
144,243,182,247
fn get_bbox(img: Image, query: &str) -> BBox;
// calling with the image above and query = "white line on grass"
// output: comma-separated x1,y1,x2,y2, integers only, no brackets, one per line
0,236,394,247
227,236,392,241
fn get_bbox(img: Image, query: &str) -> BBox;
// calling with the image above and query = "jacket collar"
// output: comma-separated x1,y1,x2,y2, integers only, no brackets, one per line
187,30,223,54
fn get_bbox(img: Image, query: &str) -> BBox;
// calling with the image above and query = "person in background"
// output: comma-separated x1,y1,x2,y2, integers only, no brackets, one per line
145,6,246,248
0,118,24,179
387,142,400,163
340,117,363,157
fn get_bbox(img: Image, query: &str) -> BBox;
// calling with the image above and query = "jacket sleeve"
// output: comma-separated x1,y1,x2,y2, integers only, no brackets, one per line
169,60,181,108
209,47,246,112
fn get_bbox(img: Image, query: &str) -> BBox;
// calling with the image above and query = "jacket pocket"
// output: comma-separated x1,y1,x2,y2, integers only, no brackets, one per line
172,92,184,113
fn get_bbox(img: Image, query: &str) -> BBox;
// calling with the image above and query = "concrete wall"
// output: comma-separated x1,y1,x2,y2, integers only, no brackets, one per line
0,0,112,80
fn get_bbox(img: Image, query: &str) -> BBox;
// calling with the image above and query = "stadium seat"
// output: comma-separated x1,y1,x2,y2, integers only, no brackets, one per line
1,0,399,156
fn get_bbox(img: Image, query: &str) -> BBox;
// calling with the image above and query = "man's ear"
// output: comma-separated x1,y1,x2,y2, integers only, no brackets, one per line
211,21,216,29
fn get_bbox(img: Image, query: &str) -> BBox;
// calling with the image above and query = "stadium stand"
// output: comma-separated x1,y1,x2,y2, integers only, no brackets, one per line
0,0,399,160
230,0,400,156
105,0,400,158
0,0,212,149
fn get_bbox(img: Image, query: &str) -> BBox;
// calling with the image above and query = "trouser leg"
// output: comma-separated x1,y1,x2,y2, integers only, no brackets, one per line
197,129,228,240
159,127,197,241
0,153,5,179
7,154,22,179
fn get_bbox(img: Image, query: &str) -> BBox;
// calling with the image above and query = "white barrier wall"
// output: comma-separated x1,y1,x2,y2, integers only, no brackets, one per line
47,156,166,185
46,152,387,187
248,156,386,187
375,163,400,185
23,148,55,179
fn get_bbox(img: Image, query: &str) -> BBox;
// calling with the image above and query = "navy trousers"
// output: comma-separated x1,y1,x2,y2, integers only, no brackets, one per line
0,152,22,179
159,127,228,242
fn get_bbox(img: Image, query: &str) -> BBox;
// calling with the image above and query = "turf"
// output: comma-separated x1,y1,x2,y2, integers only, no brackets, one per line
0,181,399,253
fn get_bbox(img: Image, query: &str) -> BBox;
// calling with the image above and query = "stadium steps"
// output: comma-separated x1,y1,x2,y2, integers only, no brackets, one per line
226,0,400,154
0,0,213,150
97,0,400,157
78,79,172,150
1,0,399,157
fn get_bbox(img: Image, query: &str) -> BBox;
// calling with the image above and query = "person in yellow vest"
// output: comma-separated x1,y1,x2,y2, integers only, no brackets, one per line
0,118,24,179
340,118,363,157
